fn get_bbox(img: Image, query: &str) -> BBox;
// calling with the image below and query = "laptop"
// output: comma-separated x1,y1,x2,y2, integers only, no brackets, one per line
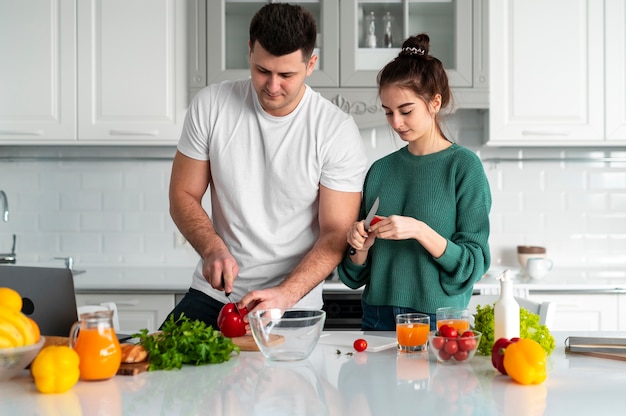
0,265,135,341
0,265,79,337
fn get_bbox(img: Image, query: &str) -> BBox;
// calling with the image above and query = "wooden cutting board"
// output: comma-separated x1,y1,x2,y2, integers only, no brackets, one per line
230,334,284,351
117,361,150,375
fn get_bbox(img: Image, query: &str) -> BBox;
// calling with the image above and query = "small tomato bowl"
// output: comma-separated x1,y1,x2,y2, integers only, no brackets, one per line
0,337,46,380
248,309,325,362
428,330,481,364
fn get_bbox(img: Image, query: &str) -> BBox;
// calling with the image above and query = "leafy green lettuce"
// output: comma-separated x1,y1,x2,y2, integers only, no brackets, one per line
474,304,555,356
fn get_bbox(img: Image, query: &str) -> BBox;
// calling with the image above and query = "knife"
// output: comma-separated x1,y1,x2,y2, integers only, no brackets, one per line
349,196,380,255
222,275,242,316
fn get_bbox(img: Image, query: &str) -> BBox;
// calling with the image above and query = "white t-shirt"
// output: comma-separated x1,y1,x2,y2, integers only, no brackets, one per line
177,79,367,307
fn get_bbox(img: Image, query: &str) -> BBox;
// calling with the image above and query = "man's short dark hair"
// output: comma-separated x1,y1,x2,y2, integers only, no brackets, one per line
249,3,317,60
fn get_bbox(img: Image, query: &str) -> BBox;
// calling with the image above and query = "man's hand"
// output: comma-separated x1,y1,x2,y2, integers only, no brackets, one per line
202,249,240,294
239,286,295,316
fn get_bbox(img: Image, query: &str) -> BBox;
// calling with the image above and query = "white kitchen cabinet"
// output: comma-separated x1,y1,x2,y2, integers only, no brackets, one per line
0,0,188,145
76,293,176,334
527,293,620,332
0,0,76,141
488,0,626,146
194,0,488,128
606,0,626,142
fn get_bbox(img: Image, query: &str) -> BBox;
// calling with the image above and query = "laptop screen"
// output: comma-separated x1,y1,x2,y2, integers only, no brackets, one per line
0,265,79,337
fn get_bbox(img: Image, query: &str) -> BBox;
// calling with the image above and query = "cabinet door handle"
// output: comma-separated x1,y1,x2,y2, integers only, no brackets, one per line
521,130,570,136
109,129,159,136
0,129,44,136
86,300,140,306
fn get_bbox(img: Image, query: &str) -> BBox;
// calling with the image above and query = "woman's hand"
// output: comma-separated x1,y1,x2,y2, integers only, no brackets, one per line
369,215,419,241
347,219,377,253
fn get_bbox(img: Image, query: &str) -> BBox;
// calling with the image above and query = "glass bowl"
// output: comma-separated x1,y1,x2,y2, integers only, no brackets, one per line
248,309,325,362
427,330,481,364
0,337,46,380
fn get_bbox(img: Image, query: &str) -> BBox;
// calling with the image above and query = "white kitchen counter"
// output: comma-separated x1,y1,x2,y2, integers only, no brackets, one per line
1,331,625,415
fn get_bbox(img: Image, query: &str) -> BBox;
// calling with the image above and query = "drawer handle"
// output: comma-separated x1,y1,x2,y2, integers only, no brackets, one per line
86,300,139,306
109,129,159,136
0,129,44,136
521,130,570,136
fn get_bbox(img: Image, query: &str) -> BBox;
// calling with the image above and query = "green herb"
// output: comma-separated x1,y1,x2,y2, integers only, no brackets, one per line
132,313,240,371
473,304,555,356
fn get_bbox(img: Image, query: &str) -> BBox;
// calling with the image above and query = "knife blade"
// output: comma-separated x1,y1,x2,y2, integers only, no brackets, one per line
349,196,380,255
222,275,242,316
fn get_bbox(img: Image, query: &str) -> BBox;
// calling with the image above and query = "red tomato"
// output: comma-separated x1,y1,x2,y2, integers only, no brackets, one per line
431,336,446,350
453,350,469,361
369,216,382,227
444,339,459,355
438,349,452,361
353,338,368,352
458,331,477,351
439,325,458,338
217,303,249,338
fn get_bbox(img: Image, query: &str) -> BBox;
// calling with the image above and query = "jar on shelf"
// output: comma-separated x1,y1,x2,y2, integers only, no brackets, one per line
365,11,377,48
382,12,394,48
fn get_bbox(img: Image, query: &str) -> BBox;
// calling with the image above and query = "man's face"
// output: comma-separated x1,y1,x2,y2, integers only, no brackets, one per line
248,41,317,117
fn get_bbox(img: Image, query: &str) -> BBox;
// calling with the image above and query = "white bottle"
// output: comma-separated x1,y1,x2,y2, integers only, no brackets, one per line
494,269,520,340
365,12,377,48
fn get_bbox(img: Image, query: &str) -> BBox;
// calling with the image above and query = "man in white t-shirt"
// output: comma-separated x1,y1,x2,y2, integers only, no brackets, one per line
162,3,367,329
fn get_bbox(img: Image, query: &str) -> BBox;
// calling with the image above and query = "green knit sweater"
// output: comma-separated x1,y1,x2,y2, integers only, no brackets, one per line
338,143,491,314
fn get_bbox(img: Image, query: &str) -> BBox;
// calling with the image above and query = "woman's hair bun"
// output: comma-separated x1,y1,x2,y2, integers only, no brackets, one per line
399,33,430,57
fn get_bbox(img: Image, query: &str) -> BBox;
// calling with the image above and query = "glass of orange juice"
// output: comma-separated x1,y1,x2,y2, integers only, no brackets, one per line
435,307,471,333
395,313,430,352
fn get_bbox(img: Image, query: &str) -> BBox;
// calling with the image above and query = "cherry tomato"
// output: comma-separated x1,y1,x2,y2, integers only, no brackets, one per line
458,331,477,351
431,336,446,350
353,338,368,352
217,303,249,338
444,339,459,355
453,350,469,361
439,349,452,361
439,324,458,338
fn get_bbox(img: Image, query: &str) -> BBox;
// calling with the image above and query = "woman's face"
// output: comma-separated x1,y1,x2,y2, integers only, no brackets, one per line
380,85,439,145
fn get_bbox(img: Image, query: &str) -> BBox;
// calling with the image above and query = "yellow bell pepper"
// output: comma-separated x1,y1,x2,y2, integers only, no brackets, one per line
503,338,547,385
31,346,81,394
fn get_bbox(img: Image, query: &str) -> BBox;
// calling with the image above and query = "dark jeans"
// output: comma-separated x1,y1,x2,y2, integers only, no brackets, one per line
361,299,437,331
160,288,224,330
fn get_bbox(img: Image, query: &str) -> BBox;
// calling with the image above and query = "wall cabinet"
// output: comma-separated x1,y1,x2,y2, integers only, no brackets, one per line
76,293,178,334
0,0,187,145
192,0,488,128
528,293,620,332
488,0,626,146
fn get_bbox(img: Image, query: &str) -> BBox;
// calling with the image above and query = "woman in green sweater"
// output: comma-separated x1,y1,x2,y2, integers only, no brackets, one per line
338,33,491,331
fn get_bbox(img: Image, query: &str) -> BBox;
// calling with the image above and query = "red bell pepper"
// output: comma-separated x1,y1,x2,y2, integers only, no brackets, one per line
491,337,520,375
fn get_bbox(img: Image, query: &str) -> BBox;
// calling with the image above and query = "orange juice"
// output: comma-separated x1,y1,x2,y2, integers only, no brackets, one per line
396,323,429,347
73,327,121,381
436,319,470,332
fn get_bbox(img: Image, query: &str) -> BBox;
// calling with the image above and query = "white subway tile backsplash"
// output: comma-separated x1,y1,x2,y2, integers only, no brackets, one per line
80,213,123,232
39,212,81,232
61,192,102,211
2,111,626,270
123,213,165,232
588,171,626,190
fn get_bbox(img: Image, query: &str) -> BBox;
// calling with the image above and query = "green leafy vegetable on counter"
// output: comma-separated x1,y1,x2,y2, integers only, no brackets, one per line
473,304,555,356
133,313,240,371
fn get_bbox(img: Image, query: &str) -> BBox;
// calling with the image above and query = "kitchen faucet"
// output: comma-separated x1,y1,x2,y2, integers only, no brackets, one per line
0,191,16,263
0,190,8,222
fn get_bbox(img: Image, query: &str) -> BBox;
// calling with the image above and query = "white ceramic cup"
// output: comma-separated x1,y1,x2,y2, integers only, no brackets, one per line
526,257,553,280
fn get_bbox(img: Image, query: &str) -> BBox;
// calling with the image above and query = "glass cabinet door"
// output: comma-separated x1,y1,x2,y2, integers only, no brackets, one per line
340,0,474,88
205,0,339,86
